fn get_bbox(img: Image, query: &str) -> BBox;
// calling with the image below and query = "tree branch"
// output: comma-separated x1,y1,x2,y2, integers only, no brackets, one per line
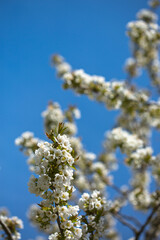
135,204,160,240
119,212,141,227
0,218,14,240
114,213,137,234
55,204,64,238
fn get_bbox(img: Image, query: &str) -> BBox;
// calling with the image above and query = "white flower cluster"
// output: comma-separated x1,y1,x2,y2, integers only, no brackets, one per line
16,101,101,196
53,55,148,109
79,191,110,239
54,54,160,128
15,131,40,156
0,214,23,240
126,147,154,169
42,102,64,133
53,54,160,132
27,127,82,239
52,55,71,77
127,12,159,57
41,102,103,195
62,69,138,110
42,102,81,136
152,154,160,182
104,126,155,211
64,69,105,89
27,204,59,234
129,188,151,210
129,171,151,210
11,1,160,239
117,111,152,144
48,204,82,239
91,162,112,191
69,136,83,157
109,198,127,215
98,152,117,171
28,135,73,199
127,7,160,87
137,9,158,22
148,0,160,8
105,127,143,154
124,58,140,77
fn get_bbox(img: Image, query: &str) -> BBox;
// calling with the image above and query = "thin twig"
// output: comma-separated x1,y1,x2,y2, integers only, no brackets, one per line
55,205,64,238
109,183,126,196
135,204,160,240
0,218,14,240
119,212,141,227
56,214,64,236
114,213,137,234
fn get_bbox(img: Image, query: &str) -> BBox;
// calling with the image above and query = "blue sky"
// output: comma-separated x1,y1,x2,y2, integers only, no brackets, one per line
1,0,159,239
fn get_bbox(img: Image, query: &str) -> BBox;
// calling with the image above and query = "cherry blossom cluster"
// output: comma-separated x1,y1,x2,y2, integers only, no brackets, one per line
126,147,154,169
26,124,82,239
15,131,40,156
79,191,117,240
41,102,113,194
15,103,101,199
53,52,160,150
105,127,144,155
52,53,160,135
21,122,117,239
42,102,81,136
3,0,160,239
104,127,156,210
121,1,160,148
15,104,118,238
53,55,145,110
126,6,160,87
152,154,160,182
129,171,151,210
149,0,160,8
0,208,23,240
